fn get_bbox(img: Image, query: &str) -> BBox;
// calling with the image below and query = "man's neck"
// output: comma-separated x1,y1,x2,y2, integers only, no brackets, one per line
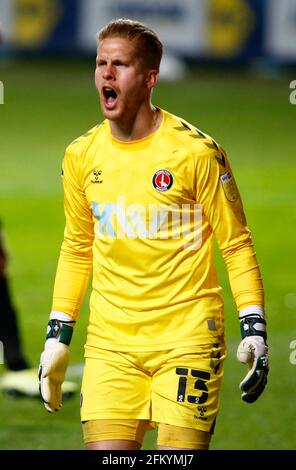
109,105,162,142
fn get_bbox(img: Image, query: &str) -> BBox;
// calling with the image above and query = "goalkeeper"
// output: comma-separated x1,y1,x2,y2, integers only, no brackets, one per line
39,19,268,450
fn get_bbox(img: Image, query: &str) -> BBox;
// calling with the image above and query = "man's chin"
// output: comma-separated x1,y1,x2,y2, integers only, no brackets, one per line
101,107,120,121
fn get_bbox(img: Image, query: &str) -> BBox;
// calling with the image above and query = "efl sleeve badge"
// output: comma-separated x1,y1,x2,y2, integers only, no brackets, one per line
220,171,238,202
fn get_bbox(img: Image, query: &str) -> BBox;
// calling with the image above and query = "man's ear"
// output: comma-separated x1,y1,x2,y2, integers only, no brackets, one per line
146,69,159,90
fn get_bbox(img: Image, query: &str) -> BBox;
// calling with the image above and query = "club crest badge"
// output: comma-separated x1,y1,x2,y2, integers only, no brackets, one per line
152,169,173,192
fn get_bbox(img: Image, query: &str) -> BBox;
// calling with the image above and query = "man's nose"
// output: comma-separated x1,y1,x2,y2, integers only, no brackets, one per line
102,63,114,80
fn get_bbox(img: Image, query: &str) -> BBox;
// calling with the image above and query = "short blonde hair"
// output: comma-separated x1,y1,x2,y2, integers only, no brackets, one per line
98,18,163,70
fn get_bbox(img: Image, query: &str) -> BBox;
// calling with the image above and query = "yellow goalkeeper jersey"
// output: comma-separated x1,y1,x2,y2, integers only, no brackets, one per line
52,109,264,351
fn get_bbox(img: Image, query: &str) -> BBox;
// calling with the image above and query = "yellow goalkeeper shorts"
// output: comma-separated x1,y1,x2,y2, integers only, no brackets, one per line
80,342,226,433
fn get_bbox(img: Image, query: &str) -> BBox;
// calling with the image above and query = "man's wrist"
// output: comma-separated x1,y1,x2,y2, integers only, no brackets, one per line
239,305,265,319
239,306,267,340
50,310,75,322
46,311,76,346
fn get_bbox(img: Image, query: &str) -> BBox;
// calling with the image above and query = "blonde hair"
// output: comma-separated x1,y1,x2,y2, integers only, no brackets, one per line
98,18,163,70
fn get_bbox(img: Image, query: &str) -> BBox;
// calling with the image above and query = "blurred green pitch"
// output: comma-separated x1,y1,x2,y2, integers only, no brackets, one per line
0,59,295,449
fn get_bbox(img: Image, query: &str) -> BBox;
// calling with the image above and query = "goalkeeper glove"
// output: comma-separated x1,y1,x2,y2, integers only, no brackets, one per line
237,307,269,403
39,312,76,412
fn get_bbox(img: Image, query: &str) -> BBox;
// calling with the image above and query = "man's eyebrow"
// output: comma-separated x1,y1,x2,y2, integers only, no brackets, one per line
96,57,131,65
112,58,129,64
96,57,106,64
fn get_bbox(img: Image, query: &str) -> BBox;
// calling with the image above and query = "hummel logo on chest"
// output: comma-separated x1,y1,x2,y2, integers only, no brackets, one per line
92,170,103,184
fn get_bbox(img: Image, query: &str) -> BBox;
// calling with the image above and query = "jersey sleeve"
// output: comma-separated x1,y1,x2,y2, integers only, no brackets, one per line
51,146,94,319
195,143,264,311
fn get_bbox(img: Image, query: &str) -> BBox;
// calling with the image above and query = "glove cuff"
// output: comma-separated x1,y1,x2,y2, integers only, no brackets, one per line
46,319,75,346
239,314,267,340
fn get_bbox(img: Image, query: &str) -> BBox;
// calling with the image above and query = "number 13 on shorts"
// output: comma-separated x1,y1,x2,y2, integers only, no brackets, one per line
152,344,226,431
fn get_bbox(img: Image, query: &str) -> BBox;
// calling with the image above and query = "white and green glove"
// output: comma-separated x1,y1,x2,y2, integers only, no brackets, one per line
237,306,269,403
39,312,76,412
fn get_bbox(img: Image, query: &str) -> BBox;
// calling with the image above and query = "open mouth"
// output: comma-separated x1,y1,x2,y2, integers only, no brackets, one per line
102,86,118,109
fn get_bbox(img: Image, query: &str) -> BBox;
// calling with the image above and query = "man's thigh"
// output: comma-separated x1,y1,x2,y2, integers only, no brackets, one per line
151,343,226,438
81,350,151,422
83,419,149,448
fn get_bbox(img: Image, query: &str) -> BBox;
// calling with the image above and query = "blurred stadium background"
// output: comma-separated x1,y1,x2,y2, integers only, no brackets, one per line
0,0,296,450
